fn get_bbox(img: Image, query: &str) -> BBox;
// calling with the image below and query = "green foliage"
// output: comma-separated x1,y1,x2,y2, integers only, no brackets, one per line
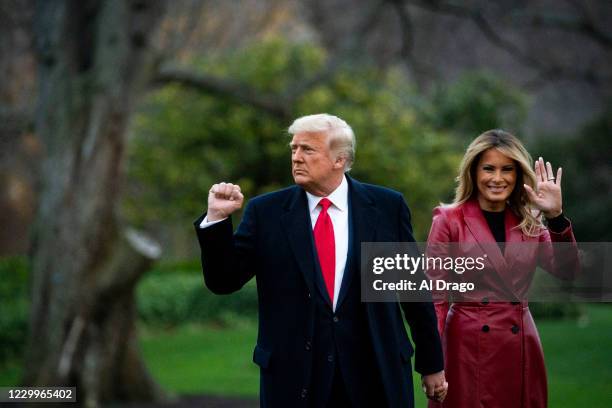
124,39,328,229
125,38,463,239
529,111,612,240
426,71,528,139
0,257,29,363
136,268,258,326
193,38,327,93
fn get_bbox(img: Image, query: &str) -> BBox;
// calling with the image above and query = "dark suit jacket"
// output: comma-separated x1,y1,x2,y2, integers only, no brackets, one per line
194,176,443,407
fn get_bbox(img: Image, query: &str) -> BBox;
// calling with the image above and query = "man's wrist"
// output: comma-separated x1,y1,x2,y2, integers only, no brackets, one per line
207,210,226,222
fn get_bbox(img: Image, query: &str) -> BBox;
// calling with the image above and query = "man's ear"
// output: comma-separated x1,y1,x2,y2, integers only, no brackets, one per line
333,155,346,170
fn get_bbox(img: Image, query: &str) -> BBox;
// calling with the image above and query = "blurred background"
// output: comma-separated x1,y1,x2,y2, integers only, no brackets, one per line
1,0,610,406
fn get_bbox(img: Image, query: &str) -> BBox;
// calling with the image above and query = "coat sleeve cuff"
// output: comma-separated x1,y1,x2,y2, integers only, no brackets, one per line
546,213,570,233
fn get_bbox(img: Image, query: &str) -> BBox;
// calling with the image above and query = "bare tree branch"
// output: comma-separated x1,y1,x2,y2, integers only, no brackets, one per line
154,65,293,119
388,0,441,82
158,0,205,59
517,0,612,49
402,0,611,88
523,65,610,90
294,0,389,90
405,0,543,66
153,1,394,120
513,12,612,49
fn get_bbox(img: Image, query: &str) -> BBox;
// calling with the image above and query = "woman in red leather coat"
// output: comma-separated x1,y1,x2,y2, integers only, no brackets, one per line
427,130,579,408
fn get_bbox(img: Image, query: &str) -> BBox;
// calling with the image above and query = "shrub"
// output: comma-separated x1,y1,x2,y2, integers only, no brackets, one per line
0,256,29,363
136,268,258,327
529,303,581,320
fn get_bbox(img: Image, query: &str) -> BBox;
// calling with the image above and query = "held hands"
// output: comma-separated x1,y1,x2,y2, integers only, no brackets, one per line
523,157,563,219
207,182,244,221
422,370,448,403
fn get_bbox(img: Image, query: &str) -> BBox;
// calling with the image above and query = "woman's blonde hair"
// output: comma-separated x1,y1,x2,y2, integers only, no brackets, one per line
454,129,544,236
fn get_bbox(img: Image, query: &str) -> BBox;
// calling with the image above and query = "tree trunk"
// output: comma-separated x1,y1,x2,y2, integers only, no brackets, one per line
0,1,37,256
25,0,166,405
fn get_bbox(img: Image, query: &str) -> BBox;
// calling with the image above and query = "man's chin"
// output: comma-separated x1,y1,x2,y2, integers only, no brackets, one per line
293,174,309,186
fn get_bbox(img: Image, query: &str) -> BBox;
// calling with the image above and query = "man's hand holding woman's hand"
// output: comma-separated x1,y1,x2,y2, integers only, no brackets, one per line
207,182,244,221
422,370,448,403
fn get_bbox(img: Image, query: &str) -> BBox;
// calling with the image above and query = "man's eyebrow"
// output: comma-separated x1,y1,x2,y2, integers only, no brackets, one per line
289,142,314,148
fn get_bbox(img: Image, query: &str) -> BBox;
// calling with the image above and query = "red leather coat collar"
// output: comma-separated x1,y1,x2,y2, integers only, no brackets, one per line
461,198,525,297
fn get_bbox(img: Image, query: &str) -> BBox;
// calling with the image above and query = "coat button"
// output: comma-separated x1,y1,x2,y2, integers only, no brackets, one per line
327,354,334,362
482,325,490,333
300,388,308,399
511,325,520,334
481,297,489,305
333,316,339,323
305,341,312,351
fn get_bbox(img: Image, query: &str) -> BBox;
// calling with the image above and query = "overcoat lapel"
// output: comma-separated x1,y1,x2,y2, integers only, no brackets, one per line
462,199,507,273
280,187,317,298
462,199,520,299
503,207,527,291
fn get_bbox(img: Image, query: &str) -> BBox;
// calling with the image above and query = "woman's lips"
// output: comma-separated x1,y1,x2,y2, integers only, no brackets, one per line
487,185,507,193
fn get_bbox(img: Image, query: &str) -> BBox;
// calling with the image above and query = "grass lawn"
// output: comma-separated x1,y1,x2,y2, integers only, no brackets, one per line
1,305,610,407
139,318,260,397
537,305,612,407
139,304,612,407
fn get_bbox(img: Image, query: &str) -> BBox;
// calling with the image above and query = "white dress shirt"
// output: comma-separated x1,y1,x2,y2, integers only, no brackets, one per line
199,215,224,228
305,175,349,311
200,175,350,311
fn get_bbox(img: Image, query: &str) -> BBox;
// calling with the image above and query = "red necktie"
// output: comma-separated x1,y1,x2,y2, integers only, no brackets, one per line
314,198,335,303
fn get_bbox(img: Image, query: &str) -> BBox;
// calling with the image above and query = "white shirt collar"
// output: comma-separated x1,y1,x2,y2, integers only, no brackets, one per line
306,175,348,213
